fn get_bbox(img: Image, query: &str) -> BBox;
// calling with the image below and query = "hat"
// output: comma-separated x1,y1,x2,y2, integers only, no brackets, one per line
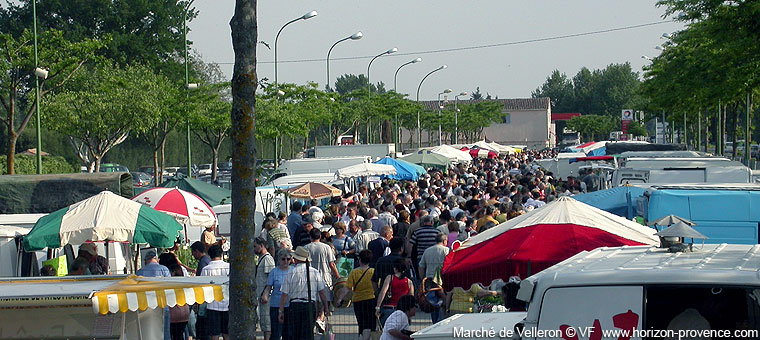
293,247,312,262
144,249,158,261
79,242,98,256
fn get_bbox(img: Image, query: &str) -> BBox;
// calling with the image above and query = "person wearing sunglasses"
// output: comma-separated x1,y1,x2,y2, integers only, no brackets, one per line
261,249,293,340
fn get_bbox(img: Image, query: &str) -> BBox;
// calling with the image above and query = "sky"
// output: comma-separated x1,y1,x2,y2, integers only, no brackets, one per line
189,1,684,101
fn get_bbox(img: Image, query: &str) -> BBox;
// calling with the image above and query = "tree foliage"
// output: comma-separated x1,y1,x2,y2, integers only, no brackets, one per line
533,63,643,116
44,64,159,172
1,0,196,78
0,28,103,174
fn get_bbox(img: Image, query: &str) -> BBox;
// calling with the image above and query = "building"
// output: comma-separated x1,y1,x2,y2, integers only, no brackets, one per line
401,97,552,150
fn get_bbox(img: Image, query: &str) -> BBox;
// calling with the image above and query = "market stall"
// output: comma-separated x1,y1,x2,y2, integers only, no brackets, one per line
0,275,227,339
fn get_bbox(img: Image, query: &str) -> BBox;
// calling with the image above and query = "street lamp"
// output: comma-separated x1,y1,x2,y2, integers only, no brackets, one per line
438,89,452,146
367,47,397,143
274,10,317,85
454,92,468,145
392,57,422,149
416,65,447,148
183,0,196,178
326,31,362,91
394,57,422,92
32,0,42,174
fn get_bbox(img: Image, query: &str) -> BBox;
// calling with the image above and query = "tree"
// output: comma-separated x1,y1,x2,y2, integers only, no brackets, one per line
1,0,197,78
43,64,158,172
191,60,231,182
566,115,617,142
470,87,483,100
627,121,648,137
334,74,384,95
230,0,258,338
135,71,187,185
0,29,103,174
532,70,575,113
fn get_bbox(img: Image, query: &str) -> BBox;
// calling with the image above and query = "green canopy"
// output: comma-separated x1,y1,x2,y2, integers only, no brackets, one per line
23,191,183,251
158,174,231,206
399,151,451,168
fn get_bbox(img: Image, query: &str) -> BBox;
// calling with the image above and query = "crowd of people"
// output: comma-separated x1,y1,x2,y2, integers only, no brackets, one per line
47,148,585,340
251,148,582,339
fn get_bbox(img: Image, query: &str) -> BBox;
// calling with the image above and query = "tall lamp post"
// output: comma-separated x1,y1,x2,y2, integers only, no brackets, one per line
326,31,362,91
437,89,452,146
274,10,317,85
393,57,421,149
454,92,468,145
367,47,397,143
32,0,43,174
394,58,422,92
416,65,447,148
183,0,196,178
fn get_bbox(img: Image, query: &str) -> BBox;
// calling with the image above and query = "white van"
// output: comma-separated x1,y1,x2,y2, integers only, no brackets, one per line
415,244,760,340
274,156,370,178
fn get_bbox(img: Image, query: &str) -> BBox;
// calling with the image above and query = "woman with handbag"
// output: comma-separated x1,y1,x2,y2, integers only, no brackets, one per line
332,222,356,259
341,249,375,340
375,259,414,328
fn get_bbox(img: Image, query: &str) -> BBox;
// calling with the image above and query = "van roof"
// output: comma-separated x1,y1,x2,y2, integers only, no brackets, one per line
647,183,760,191
521,244,760,300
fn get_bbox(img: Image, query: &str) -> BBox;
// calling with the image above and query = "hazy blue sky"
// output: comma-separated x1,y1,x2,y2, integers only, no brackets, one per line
190,1,683,101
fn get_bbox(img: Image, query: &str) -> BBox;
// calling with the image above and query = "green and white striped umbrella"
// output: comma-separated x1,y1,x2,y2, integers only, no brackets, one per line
23,191,183,251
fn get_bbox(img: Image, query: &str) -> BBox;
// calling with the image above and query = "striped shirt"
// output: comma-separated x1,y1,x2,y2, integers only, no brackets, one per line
410,225,441,259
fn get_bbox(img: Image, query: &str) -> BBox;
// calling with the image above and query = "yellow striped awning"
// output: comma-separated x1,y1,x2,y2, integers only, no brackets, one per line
91,275,227,315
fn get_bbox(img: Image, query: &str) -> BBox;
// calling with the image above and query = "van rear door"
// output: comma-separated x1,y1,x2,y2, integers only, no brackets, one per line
536,286,643,339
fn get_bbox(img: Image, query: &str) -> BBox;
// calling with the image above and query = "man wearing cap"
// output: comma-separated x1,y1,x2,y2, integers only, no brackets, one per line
136,249,172,340
75,242,109,275
136,249,171,277
279,247,330,340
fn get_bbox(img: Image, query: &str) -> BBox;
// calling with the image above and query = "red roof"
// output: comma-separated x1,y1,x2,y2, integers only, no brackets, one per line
551,113,581,121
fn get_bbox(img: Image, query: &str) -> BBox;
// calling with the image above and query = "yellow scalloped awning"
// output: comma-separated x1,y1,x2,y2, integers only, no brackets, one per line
91,275,227,315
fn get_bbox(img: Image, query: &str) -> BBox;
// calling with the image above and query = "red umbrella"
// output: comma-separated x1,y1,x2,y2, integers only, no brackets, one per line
132,187,217,228
461,147,497,159
441,196,658,290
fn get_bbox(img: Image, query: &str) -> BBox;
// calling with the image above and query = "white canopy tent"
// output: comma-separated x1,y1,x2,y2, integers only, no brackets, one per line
335,163,397,179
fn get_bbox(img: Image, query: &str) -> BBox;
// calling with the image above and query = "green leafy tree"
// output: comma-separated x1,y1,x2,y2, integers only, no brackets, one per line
190,60,231,182
1,0,196,78
532,70,575,113
566,115,617,142
0,29,103,174
134,72,187,185
470,87,484,100
44,64,158,172
627,121,648,137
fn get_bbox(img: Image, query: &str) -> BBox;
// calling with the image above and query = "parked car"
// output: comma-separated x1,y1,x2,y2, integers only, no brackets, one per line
99,163,129,173
164,167,180,177
131,172,153,187
198,163,215,176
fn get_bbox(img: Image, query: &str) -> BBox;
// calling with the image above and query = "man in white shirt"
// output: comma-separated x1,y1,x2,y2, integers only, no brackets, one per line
199,245,230,340
279,247,330,340
355,220,379,253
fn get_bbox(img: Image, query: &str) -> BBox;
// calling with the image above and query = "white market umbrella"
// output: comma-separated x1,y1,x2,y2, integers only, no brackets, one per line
23,191,183,251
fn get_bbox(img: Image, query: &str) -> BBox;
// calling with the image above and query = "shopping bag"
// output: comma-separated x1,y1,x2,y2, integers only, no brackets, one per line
336,256,354,278
370,316,383,340
42,255,67,276
321,318,335,340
